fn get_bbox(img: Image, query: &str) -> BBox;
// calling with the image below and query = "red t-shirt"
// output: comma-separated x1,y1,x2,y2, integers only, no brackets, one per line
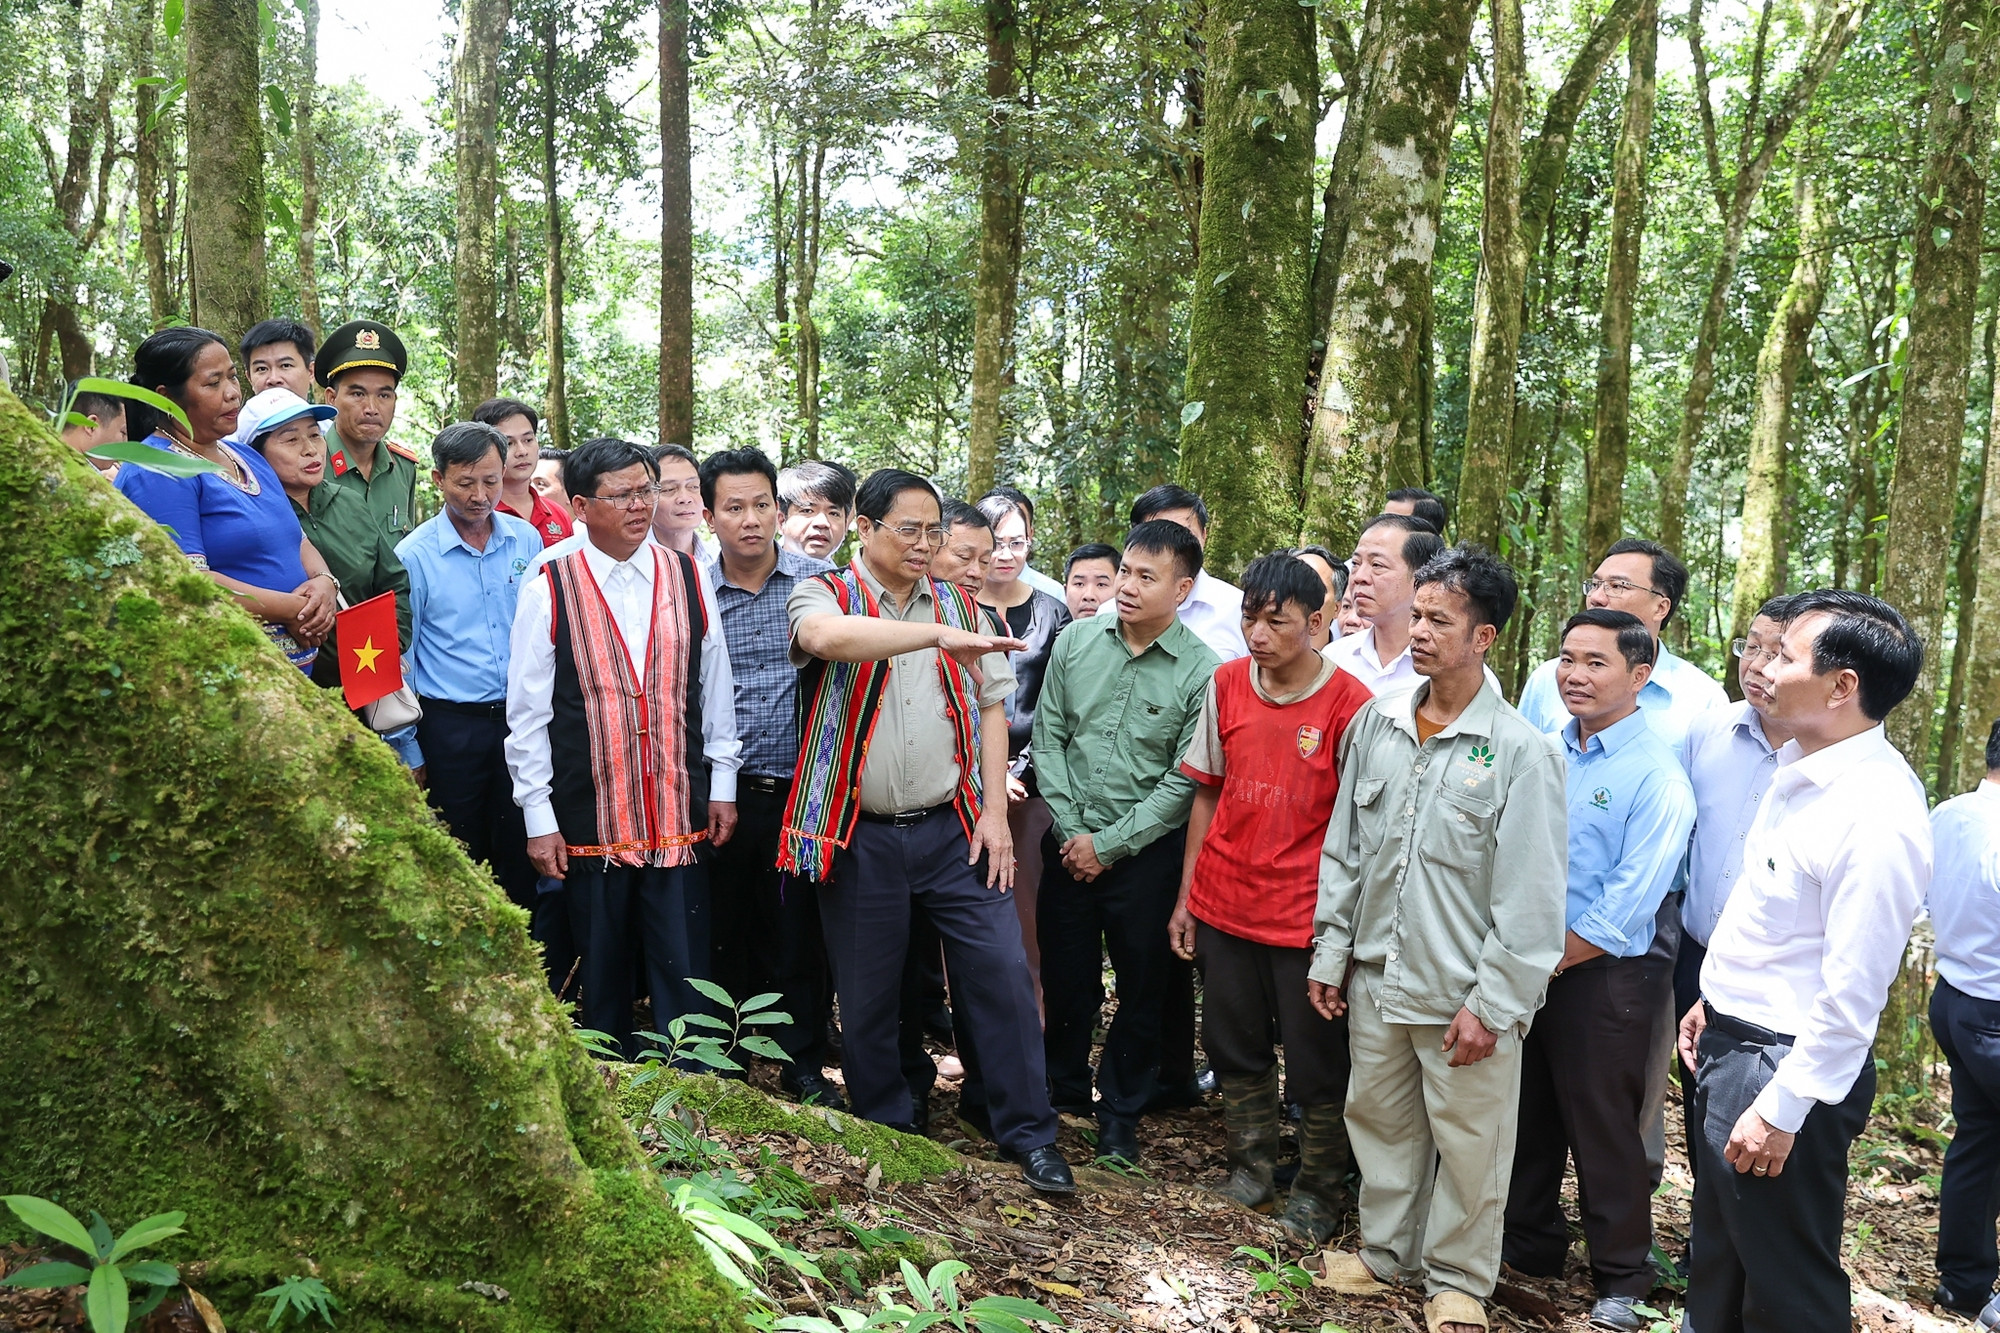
1180,657,1375,947
500,489,575,548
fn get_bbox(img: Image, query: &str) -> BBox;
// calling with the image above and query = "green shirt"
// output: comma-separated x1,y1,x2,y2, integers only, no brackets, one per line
293,480,412,690
324,425,421,546
1310,676,1568,1034
1031,613,1219,866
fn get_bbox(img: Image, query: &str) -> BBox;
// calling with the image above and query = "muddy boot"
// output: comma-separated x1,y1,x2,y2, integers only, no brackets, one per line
1214,1068,1280,1213
1276,1102,1352,1246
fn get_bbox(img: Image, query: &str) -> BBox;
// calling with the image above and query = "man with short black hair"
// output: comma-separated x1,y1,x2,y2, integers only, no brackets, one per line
699,445,842,1106
1035,520,1218,1166
1385,487,1447,536
475,398,572,548
318,320,422,546
1063,543,1118,619
778,460,857,560
397,423,553,979
241,319,318,399
930,500,996,595
653,444,707,559
1504,609,1694,1332
1678,589,1930,1333
1310,544,1566,1333
1170,550,1373,1240
1328,513,1445,697
506,436,740,1059
1928,719,2000,1315
1130,484,1247,661
59,382,127,467
533,446,572,512
978,485,1065,599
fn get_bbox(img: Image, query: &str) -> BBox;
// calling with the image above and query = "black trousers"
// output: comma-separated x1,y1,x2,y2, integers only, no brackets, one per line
1684,1005,1874,1333
709,779,829,1073
1194,921,1348,1106
823,812,1056,1154
1504,954,1668,1296
418,701,575,988
1933,978,2000,1307
1039,829,1185,1127
568,860,712,1062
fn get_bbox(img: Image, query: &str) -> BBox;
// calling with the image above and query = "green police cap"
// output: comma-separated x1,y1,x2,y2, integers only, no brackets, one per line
316,319,408,388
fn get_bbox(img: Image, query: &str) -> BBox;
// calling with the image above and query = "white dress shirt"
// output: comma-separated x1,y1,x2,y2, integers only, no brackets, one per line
505,532,742,839
1178,569,1248,661
1930,780,2000,1002
1326,627,1421,697
1699,724,1932,1132
1680,701,1785,946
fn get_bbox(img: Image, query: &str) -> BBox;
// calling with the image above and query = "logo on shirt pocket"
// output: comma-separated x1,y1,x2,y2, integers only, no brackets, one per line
1296,724,1324,758
1591,787,1611,810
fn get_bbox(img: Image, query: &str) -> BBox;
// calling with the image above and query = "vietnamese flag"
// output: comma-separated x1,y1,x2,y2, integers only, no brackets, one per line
337,591,403,710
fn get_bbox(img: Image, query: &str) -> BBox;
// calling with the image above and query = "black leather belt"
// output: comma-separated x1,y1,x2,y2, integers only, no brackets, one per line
1702,1001,1795,1046
738,773,791,794
418,696,507,718
857,803,952,827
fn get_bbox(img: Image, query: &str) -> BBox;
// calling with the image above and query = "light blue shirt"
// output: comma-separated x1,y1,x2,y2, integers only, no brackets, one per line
396,510,541,703
1519,640,1727,758
1680,701,1783,946
1561,707,1696,957
1931,781,2000,1001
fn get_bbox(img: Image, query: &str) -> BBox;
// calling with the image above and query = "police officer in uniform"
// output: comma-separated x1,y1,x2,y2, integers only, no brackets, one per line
317,320,424,546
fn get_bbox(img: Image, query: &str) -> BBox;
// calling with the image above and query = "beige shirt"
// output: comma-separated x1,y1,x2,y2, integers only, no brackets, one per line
789,560,1016,813
1310,676,1568,1034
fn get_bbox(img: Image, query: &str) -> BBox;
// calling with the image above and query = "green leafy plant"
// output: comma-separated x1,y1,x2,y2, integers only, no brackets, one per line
769,1259,1062,1333
631,980,796,1080
46,377,223,479
667,1176,824,1294
1232,1246,1312,1311
257,1274,340,1327
0,1195,186,1333
1633,1302,1678,1333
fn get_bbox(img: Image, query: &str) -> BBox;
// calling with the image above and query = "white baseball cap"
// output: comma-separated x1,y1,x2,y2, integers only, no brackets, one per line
236,387,336,451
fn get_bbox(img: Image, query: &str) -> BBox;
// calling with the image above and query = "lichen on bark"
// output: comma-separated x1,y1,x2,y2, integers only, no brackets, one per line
0,389,741,1332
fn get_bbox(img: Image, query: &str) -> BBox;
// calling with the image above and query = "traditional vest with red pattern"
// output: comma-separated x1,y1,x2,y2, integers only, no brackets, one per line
543,546,709,866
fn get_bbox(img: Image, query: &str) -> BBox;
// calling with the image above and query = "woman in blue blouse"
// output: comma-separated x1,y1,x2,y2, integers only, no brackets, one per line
117,328,339,673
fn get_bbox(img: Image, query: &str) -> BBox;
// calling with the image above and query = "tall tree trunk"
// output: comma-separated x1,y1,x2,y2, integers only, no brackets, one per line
1658,0,1869,554
0,389,741,1332
1583,1,1655,562
1959,325,2000,793
967,0,1025,497
185,0,269,349
1724,167,1830,697
658,0,695,445
1175,0,1317,573
793,142,825,459
1307,0,1380,351
541,9,570,450
135,0,174,329
1456,0,1528,549
1883,3,2000,768
1298,0,1478,553
452,0,510,413
296,0,321,336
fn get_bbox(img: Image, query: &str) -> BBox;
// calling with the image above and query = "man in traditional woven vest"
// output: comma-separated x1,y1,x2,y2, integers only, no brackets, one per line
784,468,1075,1195
505,436,742,1060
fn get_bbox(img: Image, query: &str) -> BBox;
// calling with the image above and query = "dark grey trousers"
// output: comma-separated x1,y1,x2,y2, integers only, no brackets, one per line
823,811,1057,1154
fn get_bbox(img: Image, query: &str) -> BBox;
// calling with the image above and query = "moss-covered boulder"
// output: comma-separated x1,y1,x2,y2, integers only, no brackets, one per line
0,389,742,1331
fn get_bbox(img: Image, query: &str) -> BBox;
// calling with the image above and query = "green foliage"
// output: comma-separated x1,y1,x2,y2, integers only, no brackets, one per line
758,1259,1062,1333
0,1196,186,1333
257,1275,342,1327
1230,1245,1312,1312
629,979,797,1080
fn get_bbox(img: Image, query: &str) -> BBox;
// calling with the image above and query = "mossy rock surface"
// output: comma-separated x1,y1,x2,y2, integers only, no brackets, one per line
0,390,743,1332
618,1070,961,1185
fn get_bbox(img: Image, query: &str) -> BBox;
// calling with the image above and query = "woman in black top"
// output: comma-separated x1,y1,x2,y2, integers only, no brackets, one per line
976,493,1071,997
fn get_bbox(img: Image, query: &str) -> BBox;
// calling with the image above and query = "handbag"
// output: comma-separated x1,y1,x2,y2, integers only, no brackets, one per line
336,593,424,733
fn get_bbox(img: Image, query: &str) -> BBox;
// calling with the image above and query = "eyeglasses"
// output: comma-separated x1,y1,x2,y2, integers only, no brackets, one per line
1583,577,1668,600
877,522,948,547
582,485,660,510
994,538,1030,554
1731,638,1778,665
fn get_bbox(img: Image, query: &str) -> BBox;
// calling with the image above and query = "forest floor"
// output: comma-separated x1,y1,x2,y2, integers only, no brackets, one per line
722,1046,1972,1333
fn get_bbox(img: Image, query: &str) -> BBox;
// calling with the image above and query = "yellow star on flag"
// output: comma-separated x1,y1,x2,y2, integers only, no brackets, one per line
352,636,383,673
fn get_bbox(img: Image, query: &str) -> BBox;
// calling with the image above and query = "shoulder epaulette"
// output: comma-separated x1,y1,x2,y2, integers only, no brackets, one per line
385,438,421,463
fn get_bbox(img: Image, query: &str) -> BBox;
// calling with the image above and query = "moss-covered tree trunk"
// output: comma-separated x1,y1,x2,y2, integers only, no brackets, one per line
1175,0,1317,572
1723,167,1828,698
135,0,177,329
452,0,509,413
296,0,323,336
0,389,739,1331
1455,0,1526,549
1882,1,2000,769
1298,0,1477,554
1959,336,2000,793
184,0,267,351
540,8,571,452
659,0,695,446
966,0,1025,499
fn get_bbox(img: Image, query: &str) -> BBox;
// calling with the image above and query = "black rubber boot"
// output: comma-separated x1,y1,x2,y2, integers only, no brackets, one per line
1214,1068,1280,1213
1276,1101,1352,1245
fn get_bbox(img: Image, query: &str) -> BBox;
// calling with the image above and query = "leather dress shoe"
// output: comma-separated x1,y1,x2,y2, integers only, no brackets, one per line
1586,1295,1646,1331
1004,1144,1076,1195
1096,1119,1139,1166
780,1069,849,1111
